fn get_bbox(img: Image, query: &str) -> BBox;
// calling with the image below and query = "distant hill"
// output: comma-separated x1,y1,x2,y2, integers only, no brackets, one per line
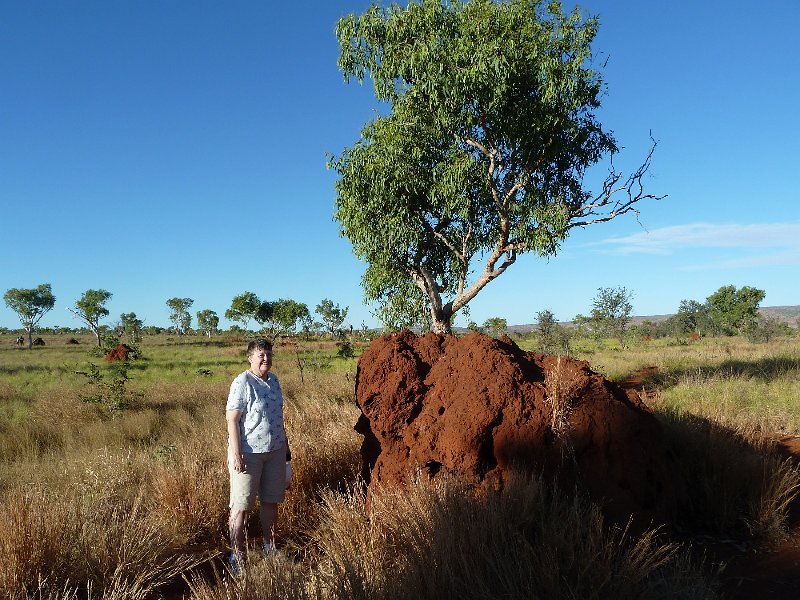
759,305,800,328
502,305,800,334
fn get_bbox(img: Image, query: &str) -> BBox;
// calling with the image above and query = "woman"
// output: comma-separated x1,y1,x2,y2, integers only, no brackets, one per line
226,338,290,572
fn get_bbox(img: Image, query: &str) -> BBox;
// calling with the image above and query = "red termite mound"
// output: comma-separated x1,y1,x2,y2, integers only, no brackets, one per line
354,330,686,528
105,344,133,361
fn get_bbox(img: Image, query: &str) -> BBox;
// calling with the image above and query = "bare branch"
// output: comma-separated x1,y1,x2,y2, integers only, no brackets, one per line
568,138,666,229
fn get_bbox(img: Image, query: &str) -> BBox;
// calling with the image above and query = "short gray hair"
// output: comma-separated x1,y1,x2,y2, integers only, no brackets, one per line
247,338,273,355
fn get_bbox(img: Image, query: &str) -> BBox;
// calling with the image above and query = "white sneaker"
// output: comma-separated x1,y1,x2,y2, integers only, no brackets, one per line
227,552,243,576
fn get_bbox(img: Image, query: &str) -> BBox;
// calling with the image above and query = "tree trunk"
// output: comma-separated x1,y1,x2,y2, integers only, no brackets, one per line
430,306,454,335
27,327,33,350
431,319,452,335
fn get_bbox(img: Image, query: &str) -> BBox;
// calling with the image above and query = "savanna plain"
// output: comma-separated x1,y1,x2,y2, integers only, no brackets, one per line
1,331,799,599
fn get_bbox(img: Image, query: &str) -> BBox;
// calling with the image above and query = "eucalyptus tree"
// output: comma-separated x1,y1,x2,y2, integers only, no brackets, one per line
120,312,144,342
535,309,570,355
166,297,193,335
225,292,261,332
331,0,663,334
70,289,112,347
672,300,710,337
706,285,765,335
255,299,309,342
3,284,56,349
196,309,219,338
315,299,349,337
588,286,634,347
482,317,508,338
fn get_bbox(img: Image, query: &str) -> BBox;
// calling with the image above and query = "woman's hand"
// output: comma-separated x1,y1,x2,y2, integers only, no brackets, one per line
230,449,245,473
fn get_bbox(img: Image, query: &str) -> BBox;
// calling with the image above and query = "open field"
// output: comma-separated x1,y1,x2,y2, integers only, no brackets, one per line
0,331,798,598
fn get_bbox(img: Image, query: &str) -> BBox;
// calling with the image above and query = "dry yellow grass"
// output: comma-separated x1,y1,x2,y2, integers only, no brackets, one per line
0,332,797,597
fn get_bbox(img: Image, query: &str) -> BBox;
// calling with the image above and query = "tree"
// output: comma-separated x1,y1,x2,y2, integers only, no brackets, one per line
255,299,309,342
331,0,663,334
196,309,219,338
299,312,317,340
588,286,633,347
69,289,112,347
166,297,193,335
706,285,766,335
225,292,261,332
315,299,349,337
535,309,570,355
120,312,144,342
745,314,786,343
3,284,56,349
672,299,711,337
482,317,508,338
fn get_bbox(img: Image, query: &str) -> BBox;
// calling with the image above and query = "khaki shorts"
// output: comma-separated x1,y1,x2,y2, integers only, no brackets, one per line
229,449,286,510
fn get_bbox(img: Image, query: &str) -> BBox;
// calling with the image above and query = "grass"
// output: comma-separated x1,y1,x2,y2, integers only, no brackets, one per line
0,331,798,597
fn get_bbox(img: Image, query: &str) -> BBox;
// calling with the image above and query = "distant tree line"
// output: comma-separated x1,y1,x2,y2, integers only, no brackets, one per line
4,282,793,352
2,283,370,349
470,284,794,356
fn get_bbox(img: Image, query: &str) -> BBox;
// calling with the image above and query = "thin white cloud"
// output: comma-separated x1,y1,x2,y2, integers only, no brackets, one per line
595,223,800,260
681,250,800,271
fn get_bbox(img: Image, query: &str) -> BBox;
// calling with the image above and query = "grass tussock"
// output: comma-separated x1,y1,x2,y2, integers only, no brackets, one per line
544,355,585,437
656,406,800,546
149,437,230,546
188,473,718,599
0,483,206,599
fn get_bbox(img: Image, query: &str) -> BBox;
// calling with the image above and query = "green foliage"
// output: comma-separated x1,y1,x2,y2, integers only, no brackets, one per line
166,297,193,335
672,299,712,337
707,285,766,336
256,298,310,342
331,0,661,334
358,321,376,342
195,309,219,338
70,289,112,347
225,291,260,331
315,298,349,337
535,309,571,355
336,339,356,359
3,283,56,348
100,330,120,354
76,361,140,413
745,315,789,343
153,443,178,461
482,316,508,338
467,321,482,333
120,312,144,342
589,286,633,347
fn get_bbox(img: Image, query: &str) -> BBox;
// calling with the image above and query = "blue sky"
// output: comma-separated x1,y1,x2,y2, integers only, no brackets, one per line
1,0,798,331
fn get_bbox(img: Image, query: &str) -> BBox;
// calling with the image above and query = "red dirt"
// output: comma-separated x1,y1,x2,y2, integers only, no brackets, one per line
105,343,133,361
355,335,800,597
354,331,686,530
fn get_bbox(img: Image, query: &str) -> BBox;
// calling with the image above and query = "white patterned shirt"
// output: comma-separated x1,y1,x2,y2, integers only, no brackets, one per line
226,370,287,454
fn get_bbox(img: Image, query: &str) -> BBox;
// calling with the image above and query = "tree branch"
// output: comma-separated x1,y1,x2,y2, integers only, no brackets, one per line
415,208,464,263
568,138,666,229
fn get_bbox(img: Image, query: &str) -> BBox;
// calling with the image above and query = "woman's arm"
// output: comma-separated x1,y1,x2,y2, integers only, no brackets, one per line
226,409,244,472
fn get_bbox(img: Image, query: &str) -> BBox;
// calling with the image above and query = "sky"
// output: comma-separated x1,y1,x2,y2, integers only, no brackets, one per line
1,0,798,331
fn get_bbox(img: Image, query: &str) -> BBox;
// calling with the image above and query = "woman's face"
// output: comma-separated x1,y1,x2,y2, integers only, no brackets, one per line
248,347,272,378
